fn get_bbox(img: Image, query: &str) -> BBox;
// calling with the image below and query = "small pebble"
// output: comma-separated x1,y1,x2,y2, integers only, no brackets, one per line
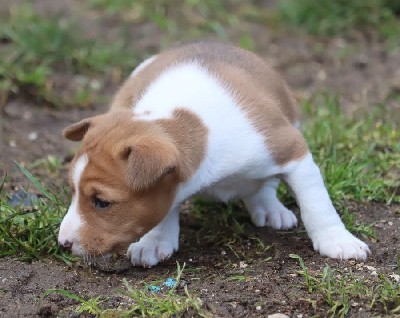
8,190,39,207
268,314,290,318
354,55,368,69
239,261,248,269
23,111,32,120
389,273,400,282
28,132,38,141
316,69,327,81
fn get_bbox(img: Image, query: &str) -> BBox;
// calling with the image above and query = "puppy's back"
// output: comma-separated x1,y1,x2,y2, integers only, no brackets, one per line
111,42,299,125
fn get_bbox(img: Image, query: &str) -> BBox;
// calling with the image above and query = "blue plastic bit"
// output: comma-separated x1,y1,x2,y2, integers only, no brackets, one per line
148,285,161,292
163,277,177,288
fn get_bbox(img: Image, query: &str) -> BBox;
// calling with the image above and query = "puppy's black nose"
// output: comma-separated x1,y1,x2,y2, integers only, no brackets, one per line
60,240,73,252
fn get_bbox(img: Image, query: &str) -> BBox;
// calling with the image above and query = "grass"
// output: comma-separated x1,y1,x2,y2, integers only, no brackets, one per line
2,1,399,110
341,208,376,240
0,1,258,110
89,0,239,33
3,1,399,111
43,262,209,317
90,0,400,50
301,93,400,205
278,0,400,46
0,5,136,109
191,200,246,245
0,163,74,263
290,254,400,317
89,0,255,49
189,198,274,261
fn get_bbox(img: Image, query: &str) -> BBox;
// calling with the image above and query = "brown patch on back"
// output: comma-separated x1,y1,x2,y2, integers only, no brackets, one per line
210,62,308,165
110,42,307,165
67,109,207,255
182,43,307,165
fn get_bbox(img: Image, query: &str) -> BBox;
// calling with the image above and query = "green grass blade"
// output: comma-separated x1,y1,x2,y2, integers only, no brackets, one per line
14,161,55,201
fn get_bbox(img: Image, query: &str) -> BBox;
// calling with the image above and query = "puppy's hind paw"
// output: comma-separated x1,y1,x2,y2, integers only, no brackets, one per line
266,207,298,230
311,226,370,260
245,194,298,230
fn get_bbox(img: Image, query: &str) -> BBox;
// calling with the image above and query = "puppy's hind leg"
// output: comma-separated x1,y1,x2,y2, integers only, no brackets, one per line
244,178,297,230
282,153,370,260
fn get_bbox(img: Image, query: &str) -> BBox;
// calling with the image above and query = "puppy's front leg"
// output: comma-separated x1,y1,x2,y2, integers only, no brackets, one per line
283,153,370,260
127,207,180,267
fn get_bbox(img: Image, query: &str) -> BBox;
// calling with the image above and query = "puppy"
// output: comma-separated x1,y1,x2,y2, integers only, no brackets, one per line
58,42,369,267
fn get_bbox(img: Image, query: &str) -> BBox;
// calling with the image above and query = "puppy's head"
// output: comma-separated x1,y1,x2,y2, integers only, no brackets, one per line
58,112,181,257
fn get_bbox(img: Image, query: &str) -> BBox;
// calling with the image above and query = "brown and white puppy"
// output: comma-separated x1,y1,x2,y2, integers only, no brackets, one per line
58,42,369,267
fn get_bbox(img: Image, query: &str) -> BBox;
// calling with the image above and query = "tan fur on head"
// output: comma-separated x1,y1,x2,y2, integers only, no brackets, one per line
62,110,206,256
119,135,180,191
78,149,180,255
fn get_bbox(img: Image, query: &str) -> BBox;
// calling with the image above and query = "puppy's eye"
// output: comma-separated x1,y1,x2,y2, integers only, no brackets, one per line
93,197,111,209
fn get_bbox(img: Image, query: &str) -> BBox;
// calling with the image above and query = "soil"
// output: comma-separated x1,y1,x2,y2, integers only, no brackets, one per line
0,1,399,317
1,203,399,317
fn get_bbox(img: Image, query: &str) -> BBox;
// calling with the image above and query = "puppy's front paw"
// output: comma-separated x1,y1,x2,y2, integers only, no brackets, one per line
311,226,370,260
126,236,178,268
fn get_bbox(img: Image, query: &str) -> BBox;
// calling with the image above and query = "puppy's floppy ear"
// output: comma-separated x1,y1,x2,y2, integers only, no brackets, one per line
119,136,180,190
63,119,92,141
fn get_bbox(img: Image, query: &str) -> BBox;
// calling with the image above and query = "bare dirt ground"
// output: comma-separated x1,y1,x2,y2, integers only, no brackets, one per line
0,1,399,317
1,203,399,317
